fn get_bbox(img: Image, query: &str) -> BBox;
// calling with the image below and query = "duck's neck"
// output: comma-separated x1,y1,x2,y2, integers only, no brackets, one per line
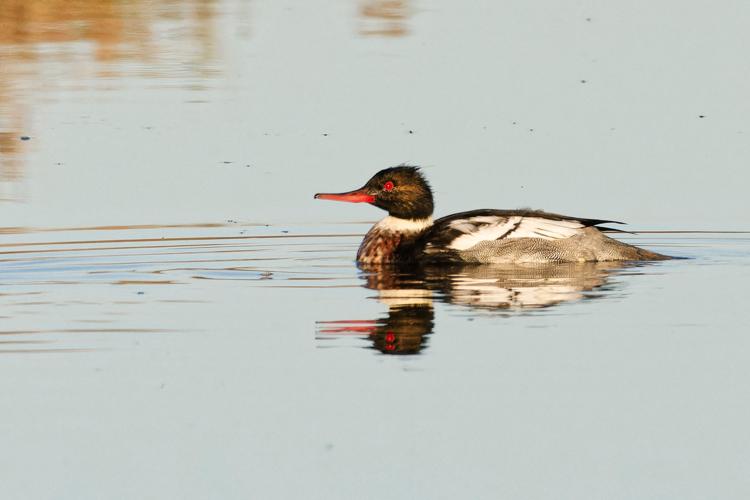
356,216,434,264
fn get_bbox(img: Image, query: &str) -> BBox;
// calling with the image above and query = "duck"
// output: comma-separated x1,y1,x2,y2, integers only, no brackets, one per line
314,166,670,264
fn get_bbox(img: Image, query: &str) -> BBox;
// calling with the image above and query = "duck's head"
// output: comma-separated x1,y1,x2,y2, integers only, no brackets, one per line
314,166,434,219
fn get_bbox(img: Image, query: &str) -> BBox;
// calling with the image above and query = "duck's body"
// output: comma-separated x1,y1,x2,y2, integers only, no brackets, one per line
315,166,670,264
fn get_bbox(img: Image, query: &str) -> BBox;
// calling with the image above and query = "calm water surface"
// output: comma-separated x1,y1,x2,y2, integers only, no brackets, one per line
1,1,749,499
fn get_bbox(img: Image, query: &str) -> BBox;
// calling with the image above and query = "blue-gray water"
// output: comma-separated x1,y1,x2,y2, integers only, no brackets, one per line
1,1,749,499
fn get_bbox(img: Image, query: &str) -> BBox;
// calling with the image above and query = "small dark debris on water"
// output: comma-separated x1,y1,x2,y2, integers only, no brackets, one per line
529,128,534,132
322,133,328,136
408,130,414,134
699,115,706,118
55,162,63,166
281,230,289,233
512,121,517,125
245,164,252,168
580,79,587,83
259,272,273,280
137,291,145,295
586,17,592,22
20,136,30,141
222,161,233,164
227,219,237,224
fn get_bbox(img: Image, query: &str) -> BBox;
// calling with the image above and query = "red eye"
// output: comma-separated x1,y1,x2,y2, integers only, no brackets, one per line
383,181,394,192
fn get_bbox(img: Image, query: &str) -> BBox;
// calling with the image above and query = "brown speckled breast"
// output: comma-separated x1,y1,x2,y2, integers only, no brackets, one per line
356,227,405,263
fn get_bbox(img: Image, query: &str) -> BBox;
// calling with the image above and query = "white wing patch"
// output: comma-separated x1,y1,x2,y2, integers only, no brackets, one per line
511,217,585,239
448,216,523,250
447,216,585,251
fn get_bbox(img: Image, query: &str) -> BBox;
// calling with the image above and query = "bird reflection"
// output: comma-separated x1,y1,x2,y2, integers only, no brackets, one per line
318,303,433,355
316,261,633,355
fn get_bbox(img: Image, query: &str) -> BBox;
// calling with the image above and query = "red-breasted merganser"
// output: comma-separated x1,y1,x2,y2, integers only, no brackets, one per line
314,166,670,264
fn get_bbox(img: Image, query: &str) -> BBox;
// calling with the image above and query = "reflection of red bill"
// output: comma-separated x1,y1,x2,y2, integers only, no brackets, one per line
317,319,377,335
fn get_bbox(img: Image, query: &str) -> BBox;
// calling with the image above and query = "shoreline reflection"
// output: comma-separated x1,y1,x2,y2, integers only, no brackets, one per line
358,0,411,37
317,262,637,355
0,0,221,197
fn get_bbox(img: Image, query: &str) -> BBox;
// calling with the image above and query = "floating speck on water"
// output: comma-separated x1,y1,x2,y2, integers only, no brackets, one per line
322,133,328,136
137,291,145,295
281,230,289,233
245,164,252,168
222,161,232,164
580,79,587,83
227,220,237,224
55,162,64,166
20,135,30,141
699,115,706,118
586,17,592,22
512,121,517,125
408,130,414,134
529,128,534,132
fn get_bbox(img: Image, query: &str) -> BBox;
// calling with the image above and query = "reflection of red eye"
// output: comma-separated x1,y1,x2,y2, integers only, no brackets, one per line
383,181,394,192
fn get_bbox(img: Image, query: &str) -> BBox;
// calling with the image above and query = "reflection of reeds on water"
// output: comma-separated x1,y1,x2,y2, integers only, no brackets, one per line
0,132,24,199
0,0,220,195
358,0,411,37
0,0,218,64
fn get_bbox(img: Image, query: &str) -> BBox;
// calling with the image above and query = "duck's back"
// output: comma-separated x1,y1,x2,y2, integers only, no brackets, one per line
415,209,669,264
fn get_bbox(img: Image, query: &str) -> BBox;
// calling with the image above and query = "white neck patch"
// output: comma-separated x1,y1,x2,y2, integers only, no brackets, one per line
374,216,433,233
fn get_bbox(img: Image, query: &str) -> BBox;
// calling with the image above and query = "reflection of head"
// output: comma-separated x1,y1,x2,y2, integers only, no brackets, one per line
316,302,434,355
370,305,433,355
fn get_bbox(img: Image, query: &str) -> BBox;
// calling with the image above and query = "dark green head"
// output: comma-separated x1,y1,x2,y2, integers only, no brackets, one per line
315,166,434,219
